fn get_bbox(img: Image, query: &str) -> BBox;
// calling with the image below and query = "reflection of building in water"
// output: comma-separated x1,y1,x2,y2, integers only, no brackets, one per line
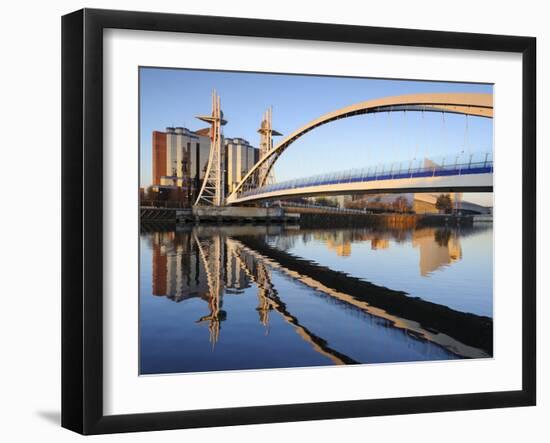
146,227,487,361
317,231,354,257
151,231,255,302
303,227,462,276
225,240,251,292
370,238,389,250
151,231,210,301
325,238,352,257
151,230,256,345
412,229,462,276
316,230,394,256
152,233,168,297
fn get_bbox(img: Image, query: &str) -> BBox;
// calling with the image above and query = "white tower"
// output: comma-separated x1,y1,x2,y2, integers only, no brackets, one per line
194,91,227,206
257,107,282,187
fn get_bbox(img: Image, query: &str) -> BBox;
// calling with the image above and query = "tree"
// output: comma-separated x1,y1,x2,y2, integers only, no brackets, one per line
435,194,453,214
392,196,411,213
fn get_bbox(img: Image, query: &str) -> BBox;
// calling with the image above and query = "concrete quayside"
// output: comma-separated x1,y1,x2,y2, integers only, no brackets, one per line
140,205,300,223
140,204,492,227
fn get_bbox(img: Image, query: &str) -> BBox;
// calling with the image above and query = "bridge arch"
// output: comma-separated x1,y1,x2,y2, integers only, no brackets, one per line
226,92,493,203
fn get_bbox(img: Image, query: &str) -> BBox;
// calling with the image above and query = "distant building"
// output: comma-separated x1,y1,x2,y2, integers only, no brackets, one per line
335,195,353,209
224,138,260,194
347,193,413,213
346,192,489,215
413,193,472,214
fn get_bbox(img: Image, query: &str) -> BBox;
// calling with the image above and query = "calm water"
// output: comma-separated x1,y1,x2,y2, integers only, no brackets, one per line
140,224,493,374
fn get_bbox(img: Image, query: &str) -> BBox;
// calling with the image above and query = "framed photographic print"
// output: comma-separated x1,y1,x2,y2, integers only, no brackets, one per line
61,8,536,435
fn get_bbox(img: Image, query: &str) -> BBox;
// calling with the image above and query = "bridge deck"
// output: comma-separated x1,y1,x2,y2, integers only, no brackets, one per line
228,160,493,204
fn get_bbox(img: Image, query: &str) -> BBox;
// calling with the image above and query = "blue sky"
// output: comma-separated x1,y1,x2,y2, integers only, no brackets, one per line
140,68,493,205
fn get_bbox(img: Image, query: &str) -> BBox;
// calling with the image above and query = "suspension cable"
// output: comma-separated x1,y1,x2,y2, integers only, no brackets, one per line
441,110,447,164
387,108,394,166
364,112,369,165
413,109,420,161
402,109,407,168
463,112,470,159
420,108,426,169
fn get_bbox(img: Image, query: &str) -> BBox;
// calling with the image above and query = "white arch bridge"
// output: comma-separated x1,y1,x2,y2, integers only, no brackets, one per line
194,92,493,207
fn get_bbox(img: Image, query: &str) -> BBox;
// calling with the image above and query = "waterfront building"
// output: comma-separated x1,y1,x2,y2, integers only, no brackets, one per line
413,193,462,214
348,192,488,215
151,129,260,205
225,138,260,194
347,193,413,212
335,195,353,209
152,126,210,203
152,130,167,186
152,127,211,181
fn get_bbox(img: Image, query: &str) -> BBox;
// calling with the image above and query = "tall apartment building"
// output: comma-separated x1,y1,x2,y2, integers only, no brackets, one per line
151,129,260,204
225,138,260,194
152,127,211,202
152,131,167,185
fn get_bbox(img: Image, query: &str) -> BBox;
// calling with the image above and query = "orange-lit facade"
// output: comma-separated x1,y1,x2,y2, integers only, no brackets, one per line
152,131,167,185
150,127,260,203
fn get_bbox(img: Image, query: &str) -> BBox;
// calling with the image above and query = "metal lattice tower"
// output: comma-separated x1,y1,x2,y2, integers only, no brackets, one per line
257,107,282,187
194,91,227,206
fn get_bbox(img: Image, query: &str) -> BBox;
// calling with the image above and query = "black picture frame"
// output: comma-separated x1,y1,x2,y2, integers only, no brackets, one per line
62,8,536,435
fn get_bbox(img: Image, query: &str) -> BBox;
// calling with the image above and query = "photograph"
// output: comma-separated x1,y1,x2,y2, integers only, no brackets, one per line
139,68,494,375
0,0,543,439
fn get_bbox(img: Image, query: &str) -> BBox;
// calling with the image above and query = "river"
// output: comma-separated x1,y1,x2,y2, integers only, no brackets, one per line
139,223,493,374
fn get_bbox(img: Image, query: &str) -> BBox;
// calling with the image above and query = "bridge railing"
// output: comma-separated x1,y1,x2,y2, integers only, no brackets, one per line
239,152,493,198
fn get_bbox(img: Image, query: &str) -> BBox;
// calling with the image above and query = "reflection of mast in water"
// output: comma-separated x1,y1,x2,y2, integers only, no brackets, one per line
255,263,272,330
193,232,226,348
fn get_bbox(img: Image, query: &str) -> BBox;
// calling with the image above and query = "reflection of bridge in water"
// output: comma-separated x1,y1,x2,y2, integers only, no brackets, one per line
147,225,492,362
